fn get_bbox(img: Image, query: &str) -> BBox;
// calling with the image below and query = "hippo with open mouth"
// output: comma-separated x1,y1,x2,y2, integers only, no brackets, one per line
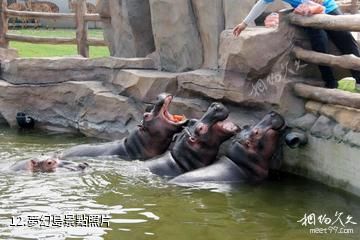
169,111,287,184
10,156,89,173
145,102,240,177
61,93,188,160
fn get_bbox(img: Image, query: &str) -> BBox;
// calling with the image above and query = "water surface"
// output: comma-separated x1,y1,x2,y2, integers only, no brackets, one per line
0,126,359,240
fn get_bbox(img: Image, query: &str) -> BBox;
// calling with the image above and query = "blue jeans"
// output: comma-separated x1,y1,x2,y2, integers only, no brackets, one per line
305,8,360,88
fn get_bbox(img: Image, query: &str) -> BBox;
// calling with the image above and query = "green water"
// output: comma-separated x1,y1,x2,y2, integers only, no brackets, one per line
0,126,359,240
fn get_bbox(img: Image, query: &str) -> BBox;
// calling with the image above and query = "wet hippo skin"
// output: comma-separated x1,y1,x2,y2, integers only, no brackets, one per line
169,111,286,184
61,93,188,160
10,156,89,173
145,102,240,177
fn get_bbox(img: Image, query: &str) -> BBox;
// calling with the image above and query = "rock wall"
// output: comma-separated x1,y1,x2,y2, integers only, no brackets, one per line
223,0,255,28
283,84,360,196
149,0,203,72
97,0,155,58
1,57,155,84
0,16,313,137
0,80,144,139
97,0,292,72
0,57,155,139
192,0,224,69
1,4,359,197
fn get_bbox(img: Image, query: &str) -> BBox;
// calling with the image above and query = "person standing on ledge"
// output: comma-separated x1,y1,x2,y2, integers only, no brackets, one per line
233,0,360,89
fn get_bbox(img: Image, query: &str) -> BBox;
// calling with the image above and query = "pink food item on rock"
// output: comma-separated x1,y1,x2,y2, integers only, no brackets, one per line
264,13,279,28
294,1,325,16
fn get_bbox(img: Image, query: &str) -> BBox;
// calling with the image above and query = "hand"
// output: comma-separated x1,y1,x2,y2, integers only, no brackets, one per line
233,22,247,37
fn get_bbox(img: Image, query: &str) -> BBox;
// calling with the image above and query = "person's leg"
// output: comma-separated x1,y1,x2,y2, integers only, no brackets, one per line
326,9,360,84
304,27,338,88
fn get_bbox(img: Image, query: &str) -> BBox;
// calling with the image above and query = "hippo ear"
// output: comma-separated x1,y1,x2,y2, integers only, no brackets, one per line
186,119,198,127
242,125,251,130
30,159,38,167
172,132,181,142
145,104,154,113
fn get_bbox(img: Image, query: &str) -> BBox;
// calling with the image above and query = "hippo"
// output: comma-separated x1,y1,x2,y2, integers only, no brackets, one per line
145,102,240,177
61,93,188,160
10,157,89,173
169,111,287,184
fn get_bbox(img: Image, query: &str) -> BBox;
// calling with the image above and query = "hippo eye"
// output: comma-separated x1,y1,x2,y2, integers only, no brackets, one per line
189,136,196,143
198,126,204,133
47,161,52,165
143,113,151,120
254,129,259,135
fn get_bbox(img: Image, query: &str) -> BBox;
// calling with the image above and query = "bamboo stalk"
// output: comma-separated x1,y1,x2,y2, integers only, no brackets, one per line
294,83,360,109
351,0,358,14
6,33,76,44
5,9,75,19
289,13,360,31
87,38,106,46
76,0,88,57
293,46,360,71
5,9,104,22
5,33,106,46
0,0,8,48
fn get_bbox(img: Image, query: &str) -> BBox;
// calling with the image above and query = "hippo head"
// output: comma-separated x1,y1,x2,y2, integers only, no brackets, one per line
227,111,286,181
188,102,240,147
29,157,89,173
140,93,188,138
172,102,240,171
30,158,59,173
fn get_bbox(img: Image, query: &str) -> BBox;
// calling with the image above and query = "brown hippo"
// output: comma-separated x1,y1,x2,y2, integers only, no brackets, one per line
145,102,240,177
10,157,89,173
169,111,287,184
61,93,187,160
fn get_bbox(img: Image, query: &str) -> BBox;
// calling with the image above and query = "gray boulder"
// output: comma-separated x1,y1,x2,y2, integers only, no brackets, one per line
310,115,336,139
1,57,155,84
289,113,318,131
97,0,155,58
223,0,255,29
177,69,291,107
0,80,143,140
108,69,179,102
149,0,203,72
192,0,224,69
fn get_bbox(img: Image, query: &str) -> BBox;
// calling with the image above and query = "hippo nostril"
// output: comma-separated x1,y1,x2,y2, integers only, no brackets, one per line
189,137,196,143
78,163,89,170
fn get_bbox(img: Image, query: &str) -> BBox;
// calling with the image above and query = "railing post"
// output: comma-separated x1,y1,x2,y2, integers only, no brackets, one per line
0,0,8,48
351,0,358,14
76,0,88,57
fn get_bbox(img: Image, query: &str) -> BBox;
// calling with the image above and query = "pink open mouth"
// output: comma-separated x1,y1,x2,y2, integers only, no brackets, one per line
216,119,240,133
161,95,187,125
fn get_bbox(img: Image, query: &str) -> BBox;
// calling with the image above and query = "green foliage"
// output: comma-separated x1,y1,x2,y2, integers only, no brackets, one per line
337,77,360,93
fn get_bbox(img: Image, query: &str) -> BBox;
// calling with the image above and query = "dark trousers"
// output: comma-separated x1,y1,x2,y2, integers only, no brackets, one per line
305,8,360,88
